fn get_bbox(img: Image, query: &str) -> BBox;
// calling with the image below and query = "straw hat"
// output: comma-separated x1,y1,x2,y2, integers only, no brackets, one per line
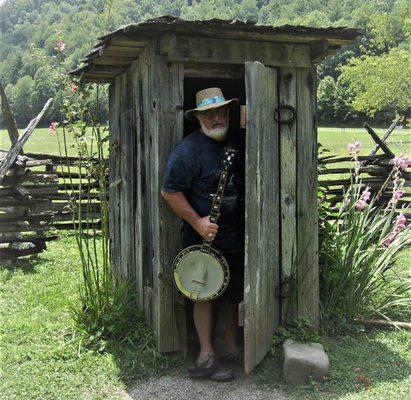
185,87,239,121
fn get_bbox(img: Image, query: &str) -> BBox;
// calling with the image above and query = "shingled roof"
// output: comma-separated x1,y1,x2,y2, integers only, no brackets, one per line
70,15,361,83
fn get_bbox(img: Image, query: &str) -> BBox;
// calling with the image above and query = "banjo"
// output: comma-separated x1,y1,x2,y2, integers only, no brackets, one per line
172,148,236,302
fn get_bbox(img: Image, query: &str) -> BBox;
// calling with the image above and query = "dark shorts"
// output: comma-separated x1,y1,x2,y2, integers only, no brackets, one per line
215,248,244,304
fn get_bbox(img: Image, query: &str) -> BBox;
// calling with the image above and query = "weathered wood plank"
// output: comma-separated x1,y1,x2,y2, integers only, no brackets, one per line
108,76,122,283
131,56,144,312
156,55,185,352
161,34,311,68
0,81,21,150
296,67,319,327
183,63,244,79
0,235,58,244
0,98,52,182
278,67,297,324
244,61,280,374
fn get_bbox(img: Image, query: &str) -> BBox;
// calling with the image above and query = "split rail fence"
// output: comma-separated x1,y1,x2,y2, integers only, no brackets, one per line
318,120,411,219
0,150,107,260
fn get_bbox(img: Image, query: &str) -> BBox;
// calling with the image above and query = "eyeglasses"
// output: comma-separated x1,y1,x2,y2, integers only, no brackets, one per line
199,106,228,120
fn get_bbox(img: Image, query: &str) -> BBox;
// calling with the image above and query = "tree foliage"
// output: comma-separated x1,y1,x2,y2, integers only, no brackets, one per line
0,0,409,127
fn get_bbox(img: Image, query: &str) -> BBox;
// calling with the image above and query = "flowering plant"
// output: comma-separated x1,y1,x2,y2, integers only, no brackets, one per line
319,139,410,324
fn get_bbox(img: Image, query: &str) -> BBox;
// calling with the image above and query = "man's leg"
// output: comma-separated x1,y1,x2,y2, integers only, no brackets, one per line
193,301,214,360
223,302,239,354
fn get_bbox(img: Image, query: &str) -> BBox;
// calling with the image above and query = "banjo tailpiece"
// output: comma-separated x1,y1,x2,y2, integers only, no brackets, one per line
172,146,237,301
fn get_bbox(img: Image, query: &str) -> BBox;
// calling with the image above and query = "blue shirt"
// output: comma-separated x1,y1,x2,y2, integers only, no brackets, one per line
161,130,245,252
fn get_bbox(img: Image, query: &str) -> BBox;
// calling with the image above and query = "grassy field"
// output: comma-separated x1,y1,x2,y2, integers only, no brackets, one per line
0,235,409,400
0,235,180,400
1,126,410,156
0,127,410,399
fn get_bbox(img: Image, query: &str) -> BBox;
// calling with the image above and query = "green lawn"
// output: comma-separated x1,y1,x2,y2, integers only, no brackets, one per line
0,236,409,399
0,126,410,399
0,234,181,400
1,126,410,156
258,328,411,400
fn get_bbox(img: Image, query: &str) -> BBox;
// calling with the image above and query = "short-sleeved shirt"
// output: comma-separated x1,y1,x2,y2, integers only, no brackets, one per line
162,130,245,252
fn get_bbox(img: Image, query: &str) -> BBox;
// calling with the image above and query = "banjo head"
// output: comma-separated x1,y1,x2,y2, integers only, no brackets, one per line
172,245,230,301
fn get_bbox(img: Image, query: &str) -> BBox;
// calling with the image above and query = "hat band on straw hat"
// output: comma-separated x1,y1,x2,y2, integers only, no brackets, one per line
197,96,226,108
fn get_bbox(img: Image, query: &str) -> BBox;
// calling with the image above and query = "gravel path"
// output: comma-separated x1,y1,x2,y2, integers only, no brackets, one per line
126,366,289,400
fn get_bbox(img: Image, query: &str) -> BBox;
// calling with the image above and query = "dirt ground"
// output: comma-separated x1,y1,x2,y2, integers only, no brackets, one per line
125,365,289,400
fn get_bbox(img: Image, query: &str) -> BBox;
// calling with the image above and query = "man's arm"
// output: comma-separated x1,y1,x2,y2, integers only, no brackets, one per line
161,190,218,240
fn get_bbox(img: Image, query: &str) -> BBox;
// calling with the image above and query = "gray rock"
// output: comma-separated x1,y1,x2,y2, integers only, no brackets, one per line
282,339,329,385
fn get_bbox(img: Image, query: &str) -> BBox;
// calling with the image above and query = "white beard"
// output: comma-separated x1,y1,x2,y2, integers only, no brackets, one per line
199,119,228,141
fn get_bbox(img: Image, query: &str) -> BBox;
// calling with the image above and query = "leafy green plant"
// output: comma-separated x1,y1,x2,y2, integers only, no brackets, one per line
32,35,137,342
272,316,321,348
319,140,410,325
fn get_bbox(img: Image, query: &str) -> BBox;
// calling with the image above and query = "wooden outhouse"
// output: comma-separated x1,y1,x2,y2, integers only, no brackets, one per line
71,16,360,372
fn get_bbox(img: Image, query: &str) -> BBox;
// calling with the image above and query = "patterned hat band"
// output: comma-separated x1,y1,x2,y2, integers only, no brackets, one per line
197,96,226,108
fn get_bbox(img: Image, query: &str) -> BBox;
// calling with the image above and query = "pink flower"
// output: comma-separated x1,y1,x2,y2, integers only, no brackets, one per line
362,188,371,202
395,213,407,230
393,154,409,171
71,83,78,93
49,121,58,134
356,187,372,210
56,40,66,52
381,235,394,247
347,140,362,156
393,189,405,201
356,199,367,210
382,213,407,247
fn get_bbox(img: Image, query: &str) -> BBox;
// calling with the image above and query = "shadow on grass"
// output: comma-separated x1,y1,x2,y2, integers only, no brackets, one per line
256,327,410,399
75,305,184,388
0,254,51,278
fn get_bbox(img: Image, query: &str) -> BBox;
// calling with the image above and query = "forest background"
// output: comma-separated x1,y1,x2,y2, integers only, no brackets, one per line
0,0,409,128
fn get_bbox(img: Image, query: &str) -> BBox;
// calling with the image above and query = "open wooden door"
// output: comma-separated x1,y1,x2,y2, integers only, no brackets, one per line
244,61,280,373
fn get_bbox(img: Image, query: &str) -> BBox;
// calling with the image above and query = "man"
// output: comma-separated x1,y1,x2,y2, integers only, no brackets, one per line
161,87,245,380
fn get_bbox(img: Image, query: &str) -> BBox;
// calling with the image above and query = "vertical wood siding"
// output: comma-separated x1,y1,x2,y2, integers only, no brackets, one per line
244,61,280,374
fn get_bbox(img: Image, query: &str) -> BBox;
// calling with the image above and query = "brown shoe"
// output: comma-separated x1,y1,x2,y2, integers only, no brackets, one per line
187,353,217,379
210,367,235,382
218,350,244,366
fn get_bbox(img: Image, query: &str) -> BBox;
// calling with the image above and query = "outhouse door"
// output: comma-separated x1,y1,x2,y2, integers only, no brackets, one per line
244,61,280,373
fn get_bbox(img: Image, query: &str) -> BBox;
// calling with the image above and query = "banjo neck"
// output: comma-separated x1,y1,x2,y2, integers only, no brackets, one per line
201,147,235,254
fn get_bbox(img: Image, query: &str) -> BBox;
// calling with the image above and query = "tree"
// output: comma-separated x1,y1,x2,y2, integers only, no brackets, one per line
5,76,36,125
338,47,411,117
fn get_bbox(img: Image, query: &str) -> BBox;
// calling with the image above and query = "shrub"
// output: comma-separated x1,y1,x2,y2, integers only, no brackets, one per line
318,140,410,325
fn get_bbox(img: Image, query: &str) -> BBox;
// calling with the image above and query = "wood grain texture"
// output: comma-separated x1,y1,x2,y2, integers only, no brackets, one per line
161,34,311,68
156,53,185,352
108,78,121,282
296,67,319,328
278,67,297,324
244,61,280,374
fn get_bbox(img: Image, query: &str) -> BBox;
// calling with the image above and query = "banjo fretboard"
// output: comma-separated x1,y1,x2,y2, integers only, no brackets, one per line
201,147,236,254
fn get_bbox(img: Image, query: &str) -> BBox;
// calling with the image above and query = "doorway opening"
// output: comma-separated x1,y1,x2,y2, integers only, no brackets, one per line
182,74,247,363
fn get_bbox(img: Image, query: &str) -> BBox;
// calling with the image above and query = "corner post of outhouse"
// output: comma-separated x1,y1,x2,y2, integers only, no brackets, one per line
152,34,186,352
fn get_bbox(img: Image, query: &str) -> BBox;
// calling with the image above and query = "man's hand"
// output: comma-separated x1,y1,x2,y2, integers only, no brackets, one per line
161,191,219,241
193,215,219,241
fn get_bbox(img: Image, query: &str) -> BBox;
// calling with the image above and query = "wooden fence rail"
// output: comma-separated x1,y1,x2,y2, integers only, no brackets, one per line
0,150,108,260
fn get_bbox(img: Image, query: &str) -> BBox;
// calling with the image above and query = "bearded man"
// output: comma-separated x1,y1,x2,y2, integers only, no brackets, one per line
161,87,245,381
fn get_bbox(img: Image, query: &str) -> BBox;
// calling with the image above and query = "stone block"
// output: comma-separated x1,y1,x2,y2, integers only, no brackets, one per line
282,339,329,385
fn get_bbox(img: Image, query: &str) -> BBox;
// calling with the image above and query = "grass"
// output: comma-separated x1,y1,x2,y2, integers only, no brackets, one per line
0,126,409,398
318,126,410,156
1,237,409,399
1,126,410,156
0,234,182,400
257,327,411,400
